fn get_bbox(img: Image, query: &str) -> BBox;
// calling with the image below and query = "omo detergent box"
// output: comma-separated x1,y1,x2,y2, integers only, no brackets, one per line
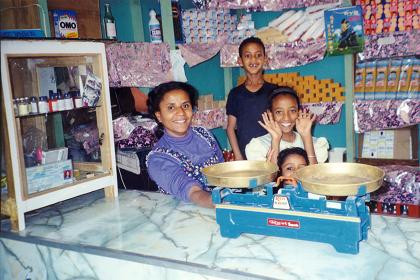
52,10,78,38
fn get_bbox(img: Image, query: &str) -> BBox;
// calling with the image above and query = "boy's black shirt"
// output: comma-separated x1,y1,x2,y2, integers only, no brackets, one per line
226,81,278,159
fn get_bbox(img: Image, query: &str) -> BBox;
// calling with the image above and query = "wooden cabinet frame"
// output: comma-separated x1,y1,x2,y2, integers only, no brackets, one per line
1,40,118,231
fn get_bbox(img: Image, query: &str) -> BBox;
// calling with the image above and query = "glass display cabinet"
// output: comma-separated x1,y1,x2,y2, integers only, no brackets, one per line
1,40,118,231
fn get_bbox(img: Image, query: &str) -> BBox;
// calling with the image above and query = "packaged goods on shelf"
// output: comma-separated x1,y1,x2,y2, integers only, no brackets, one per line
182,9,237,44
355,57,419,100
52,10,78,38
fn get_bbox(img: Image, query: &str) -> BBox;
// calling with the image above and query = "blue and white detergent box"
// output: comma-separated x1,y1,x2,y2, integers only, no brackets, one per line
52,10,78,38
26,159,73,194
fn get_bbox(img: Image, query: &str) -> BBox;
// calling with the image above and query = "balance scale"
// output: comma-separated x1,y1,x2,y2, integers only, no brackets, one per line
203,161,385,255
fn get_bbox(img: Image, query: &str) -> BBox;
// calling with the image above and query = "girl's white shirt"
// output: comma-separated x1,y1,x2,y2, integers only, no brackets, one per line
245,131,329,162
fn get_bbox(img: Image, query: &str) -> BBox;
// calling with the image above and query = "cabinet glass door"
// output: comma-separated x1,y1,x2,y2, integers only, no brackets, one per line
8,54,111,197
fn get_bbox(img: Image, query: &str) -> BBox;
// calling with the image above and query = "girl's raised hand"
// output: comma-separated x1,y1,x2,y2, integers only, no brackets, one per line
296,109,316,137
258,111,282,141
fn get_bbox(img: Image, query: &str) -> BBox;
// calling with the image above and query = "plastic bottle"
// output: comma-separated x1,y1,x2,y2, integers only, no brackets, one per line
73,91,83,108
38,96,49,114
149,9,162,43
64,92,74,110
104,3,117,40
30,96,38,114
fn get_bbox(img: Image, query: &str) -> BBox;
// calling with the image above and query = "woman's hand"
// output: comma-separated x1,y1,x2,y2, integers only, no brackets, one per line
258,111,282,141
296,110,316,137
189,186,214,208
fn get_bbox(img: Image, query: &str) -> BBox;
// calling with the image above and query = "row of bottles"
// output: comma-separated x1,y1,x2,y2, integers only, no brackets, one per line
13,91,84,117
103,3,162,43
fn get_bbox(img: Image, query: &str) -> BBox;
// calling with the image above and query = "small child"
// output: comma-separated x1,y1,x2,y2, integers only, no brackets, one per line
245,86,329,164
276,147,309,189
277,147,309,178
226,36,278,160
146,81,224,208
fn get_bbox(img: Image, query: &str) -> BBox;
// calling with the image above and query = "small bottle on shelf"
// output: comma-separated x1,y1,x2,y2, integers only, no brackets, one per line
104,3,117,40
30,96,38,114
24,97,31,114
73,91,83,108
18,98,29,116
38,96,49,114
57,93,65,111
50,94,58,112
64,92,74,110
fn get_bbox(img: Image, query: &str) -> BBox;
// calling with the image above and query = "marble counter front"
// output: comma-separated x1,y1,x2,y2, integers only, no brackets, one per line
1,190,419,280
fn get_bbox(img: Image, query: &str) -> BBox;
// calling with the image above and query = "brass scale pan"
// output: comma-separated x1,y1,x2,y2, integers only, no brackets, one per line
202,161,385,196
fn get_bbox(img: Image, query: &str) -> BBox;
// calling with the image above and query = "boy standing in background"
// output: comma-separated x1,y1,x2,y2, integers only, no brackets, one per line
226,37,278,160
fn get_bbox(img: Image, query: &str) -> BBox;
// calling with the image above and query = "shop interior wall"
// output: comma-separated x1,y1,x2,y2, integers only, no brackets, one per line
100,0,347,150
99,0,228,147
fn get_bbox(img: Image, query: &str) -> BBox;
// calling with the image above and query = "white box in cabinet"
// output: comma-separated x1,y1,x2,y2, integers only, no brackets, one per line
26,159,73,194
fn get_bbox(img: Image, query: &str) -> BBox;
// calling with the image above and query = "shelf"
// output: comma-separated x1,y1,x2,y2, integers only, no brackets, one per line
15,106,100,119
356,158,419,167
25,171,111,199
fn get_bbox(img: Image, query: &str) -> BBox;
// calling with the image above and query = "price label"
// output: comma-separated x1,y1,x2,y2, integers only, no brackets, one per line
273,195,290,209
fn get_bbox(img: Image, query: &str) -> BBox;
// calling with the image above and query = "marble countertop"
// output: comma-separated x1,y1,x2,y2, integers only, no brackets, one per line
2,190,420,280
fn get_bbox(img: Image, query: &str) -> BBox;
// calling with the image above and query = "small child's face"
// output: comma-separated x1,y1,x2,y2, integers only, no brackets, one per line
280,154,307,178
155,89,193,138
238,42,266,75
271,94,299,135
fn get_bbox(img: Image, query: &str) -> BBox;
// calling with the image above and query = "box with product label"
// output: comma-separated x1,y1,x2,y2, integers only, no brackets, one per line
26,159,73,194
52,10,78,38
324,6,364,56
359,127,415,160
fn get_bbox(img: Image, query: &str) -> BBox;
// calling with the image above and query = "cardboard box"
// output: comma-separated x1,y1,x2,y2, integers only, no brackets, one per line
52,10,78,38
361,128,413,160
26,160,73,194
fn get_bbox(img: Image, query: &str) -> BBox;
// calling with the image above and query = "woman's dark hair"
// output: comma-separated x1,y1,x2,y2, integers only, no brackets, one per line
239,36,266,57
268,86,301,110
147,81,198,119
277,147,309,175
147,81,198,139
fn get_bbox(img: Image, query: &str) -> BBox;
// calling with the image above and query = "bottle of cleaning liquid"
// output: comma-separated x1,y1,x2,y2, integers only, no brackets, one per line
149,9,162,43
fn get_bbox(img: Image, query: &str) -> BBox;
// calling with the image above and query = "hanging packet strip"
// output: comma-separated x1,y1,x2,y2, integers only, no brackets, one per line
354,62,366,100
408,59,419,99
397,58,413,100
364,61,377,100
386,59,402,99
374,60,389,100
